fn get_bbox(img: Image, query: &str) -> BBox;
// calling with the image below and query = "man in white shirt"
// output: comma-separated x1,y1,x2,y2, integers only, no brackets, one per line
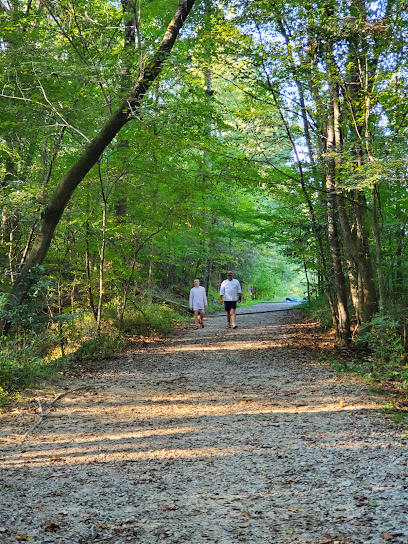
189,279,208,329
219,271,242,329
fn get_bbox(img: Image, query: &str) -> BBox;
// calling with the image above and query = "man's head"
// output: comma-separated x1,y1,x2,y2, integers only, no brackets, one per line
194,279,200,287
227,271,233,280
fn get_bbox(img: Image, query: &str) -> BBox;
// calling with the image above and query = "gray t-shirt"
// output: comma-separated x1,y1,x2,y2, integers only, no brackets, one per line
189,286,208,310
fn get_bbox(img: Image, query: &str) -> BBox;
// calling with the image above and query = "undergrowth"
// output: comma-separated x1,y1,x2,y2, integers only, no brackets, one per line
0,301,189,407
301,297,333,330
306,299,408,425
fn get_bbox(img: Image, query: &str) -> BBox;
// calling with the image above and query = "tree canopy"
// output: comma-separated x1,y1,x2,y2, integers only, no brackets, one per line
1,0,408,362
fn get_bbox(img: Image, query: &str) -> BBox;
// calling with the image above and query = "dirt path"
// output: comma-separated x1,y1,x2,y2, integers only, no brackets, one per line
1,303,407,544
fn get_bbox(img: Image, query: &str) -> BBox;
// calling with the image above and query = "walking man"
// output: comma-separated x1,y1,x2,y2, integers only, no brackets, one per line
189,279,208,329
219,271,242,329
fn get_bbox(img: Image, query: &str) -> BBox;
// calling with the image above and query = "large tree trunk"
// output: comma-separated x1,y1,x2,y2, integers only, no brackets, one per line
336,192,377,323
1,0,196,333
325,86,351,345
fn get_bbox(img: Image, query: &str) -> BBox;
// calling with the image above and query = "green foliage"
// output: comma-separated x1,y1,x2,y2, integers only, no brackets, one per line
302,296,334,331
381,403,408,425
0,265,53,331
0,332,62,407
106,302,187,337
357,316,407,381
69,332,125,363
62,313,124,360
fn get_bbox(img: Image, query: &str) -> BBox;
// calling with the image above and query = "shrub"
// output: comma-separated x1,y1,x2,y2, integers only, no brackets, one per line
106,301,186,336
0,332,61,406
301,296,334,330
357,315,407,380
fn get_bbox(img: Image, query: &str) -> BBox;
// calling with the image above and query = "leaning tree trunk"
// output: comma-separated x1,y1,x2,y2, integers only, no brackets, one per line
1,0,196,334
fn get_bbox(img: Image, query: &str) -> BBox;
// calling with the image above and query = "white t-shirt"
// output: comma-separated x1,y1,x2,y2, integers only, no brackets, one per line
219,278,242,301
189,286,208,310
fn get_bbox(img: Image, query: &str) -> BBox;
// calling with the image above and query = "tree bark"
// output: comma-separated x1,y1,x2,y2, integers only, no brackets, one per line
372,184,386,316
326,96,351,345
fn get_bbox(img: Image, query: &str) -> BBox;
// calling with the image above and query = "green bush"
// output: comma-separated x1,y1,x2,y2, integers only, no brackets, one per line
70,333,125,362
105,301,187,336
62,313,124,362
357,315,407,381
301,296,333,330
0,332,61,406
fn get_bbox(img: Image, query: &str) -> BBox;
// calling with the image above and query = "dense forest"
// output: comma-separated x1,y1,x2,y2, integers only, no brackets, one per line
1,0,408,403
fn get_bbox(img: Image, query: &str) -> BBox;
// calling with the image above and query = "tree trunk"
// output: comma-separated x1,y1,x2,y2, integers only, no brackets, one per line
346,258,360,326
96,197,107,332
326,142,351,343
85,222,97,321
336,192,377,323
372,184,386,316
147,238,155,305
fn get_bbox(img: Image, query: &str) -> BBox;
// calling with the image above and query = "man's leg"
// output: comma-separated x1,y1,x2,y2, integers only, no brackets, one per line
231,307,237,328
226,309,231,327
199,310,204,327
194,310,199,327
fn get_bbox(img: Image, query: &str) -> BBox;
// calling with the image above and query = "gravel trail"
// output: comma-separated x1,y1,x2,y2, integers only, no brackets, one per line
0,303,407,544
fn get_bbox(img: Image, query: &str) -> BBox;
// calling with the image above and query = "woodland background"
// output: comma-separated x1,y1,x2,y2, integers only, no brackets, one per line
1,0,408,405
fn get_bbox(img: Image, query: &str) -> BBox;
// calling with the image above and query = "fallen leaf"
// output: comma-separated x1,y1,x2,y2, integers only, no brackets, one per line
382,534,393,541
45,521,59,532
15,533,31,541
158,503,177,511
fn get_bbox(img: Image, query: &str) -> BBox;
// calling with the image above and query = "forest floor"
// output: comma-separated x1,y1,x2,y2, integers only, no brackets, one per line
0,302,407,544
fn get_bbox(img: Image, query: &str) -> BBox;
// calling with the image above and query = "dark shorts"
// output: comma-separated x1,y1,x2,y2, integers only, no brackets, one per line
224,301,237,311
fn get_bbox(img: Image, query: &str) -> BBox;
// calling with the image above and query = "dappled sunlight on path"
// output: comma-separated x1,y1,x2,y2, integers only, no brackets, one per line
1,303,407,544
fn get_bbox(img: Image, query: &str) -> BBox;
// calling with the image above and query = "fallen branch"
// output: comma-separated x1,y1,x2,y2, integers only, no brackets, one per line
152,293,190,310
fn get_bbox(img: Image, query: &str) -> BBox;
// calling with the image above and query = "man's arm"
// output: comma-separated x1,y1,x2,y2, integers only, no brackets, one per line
219,281,225,304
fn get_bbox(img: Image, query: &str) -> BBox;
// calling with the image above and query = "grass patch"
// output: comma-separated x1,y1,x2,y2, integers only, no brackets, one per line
381,402,408,425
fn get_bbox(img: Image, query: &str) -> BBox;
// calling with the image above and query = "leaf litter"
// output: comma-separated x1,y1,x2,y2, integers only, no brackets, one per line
0,302,407,544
